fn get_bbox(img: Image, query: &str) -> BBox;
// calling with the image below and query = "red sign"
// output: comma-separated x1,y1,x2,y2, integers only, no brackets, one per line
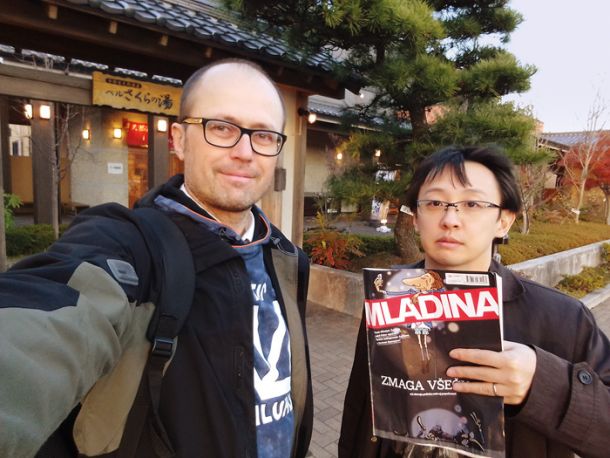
124,119,148,147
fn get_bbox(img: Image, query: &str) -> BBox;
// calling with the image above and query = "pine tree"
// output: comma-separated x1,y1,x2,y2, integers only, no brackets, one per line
226,0,538,261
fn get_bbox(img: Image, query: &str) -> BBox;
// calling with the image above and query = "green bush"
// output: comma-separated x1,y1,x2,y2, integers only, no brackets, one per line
6,224,68,257
4,193,22,230
357,235,396,255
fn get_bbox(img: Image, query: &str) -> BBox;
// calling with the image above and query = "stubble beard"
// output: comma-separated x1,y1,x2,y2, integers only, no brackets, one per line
200,181,269,214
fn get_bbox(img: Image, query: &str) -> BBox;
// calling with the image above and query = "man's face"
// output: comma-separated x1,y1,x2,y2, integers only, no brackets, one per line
413,161,515,272
171,64,283,216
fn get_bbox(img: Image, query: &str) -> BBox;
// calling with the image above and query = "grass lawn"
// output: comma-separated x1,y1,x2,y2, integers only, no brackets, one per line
499,221,610,265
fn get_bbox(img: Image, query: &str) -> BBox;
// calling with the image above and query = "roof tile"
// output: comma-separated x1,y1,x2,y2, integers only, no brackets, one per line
64,0,337,77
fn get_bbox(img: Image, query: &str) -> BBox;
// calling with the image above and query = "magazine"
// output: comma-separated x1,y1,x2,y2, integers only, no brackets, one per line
363,268,505,458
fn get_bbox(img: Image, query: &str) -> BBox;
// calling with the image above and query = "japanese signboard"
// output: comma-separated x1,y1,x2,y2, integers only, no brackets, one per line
92,71,181,116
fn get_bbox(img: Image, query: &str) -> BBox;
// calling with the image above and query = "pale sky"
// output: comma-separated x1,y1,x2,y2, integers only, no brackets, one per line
502,0,610,133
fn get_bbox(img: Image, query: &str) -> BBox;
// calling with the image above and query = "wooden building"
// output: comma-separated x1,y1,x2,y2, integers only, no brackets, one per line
0,0,355,245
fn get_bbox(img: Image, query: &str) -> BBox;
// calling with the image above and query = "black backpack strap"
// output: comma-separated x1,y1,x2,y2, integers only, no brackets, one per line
117,207,195,458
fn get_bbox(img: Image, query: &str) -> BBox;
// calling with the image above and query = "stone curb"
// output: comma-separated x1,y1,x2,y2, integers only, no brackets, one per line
582,283,610,310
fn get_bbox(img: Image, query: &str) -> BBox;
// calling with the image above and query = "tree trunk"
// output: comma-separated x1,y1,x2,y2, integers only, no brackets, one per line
408,104,429,141
394,210,421,263
575,180,587,224
521,208,530,235
603,187,610,225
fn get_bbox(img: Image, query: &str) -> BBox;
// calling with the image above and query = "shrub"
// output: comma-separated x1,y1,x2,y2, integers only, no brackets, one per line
305,230,364,269
556,265,610,298
357,235,396,255
6,224,68,257
303,212,364,269
4,193,21,230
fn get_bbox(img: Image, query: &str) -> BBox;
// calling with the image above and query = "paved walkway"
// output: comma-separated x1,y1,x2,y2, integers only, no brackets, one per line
305,304,360,458
592,296,610,333
305,296,610,458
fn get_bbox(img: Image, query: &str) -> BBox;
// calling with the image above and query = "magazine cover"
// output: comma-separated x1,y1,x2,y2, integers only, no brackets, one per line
363,268,505,458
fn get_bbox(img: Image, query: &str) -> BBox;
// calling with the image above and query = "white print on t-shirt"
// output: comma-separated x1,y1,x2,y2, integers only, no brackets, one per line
252,282,267,302
255,393,294,426
253,300,292,401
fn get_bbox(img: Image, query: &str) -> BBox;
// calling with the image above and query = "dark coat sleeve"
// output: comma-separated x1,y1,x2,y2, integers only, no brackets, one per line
0,204,154,457
513,302,610,457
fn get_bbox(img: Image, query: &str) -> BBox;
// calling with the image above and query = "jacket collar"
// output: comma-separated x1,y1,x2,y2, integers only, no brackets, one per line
490,260,525,303
406,259,525,304
137,174,272,246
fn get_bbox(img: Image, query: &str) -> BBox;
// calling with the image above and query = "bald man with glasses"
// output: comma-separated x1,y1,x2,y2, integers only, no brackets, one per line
1,59,313,458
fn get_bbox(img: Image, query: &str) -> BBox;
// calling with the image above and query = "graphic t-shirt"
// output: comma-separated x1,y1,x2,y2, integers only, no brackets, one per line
238,242,294,458
154,195,294,458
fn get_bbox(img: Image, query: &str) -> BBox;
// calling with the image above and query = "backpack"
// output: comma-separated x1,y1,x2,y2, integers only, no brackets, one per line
117,207,196,457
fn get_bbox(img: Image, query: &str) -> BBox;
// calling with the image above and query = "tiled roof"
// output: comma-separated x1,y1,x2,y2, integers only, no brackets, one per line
64,0,335,75
539,131,610,148
307,98,397,130
308,99,348,118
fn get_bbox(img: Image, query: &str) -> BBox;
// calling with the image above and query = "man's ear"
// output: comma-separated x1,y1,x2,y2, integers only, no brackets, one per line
412,213,420,233
171,122,186,161
496,210,516,238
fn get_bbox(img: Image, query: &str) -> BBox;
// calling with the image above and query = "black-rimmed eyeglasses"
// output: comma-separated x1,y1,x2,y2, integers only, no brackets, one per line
181,117,287,157
416,200,502,215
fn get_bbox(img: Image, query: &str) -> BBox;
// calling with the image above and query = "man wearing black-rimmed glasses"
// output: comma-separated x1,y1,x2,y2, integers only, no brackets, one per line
0,59,313,458
340,146,610,457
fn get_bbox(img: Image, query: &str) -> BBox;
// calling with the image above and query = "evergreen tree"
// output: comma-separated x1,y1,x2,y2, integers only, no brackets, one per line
226,0,538,261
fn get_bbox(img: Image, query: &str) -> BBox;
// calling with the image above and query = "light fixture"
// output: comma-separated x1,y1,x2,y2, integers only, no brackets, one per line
297,107,317,124
156,118,168,133
39,104,51,120
376,217,391,233
374,149,382,157
336,152,343,161
24,104,33,119
359,92,365,99
113,128,123,139
82,129,91,141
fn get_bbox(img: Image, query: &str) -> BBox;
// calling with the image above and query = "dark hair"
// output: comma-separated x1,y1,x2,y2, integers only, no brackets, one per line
405,145,522,213
179,58,286,126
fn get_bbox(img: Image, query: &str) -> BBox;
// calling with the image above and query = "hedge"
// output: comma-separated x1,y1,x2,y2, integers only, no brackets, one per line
356,235,396,256
303,233,395,258
6,224,68,257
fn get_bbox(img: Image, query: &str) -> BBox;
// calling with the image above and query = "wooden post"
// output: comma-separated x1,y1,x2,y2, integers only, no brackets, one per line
291,92,308,247
147,114,170,189
0,96,9,271
31,100,59,237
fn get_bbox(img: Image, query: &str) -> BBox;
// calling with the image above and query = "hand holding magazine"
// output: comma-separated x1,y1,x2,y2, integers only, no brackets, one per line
363,268,505,458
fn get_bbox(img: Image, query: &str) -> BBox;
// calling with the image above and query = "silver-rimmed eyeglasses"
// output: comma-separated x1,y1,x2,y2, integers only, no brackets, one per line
416,199,502,215
181,117,287,157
